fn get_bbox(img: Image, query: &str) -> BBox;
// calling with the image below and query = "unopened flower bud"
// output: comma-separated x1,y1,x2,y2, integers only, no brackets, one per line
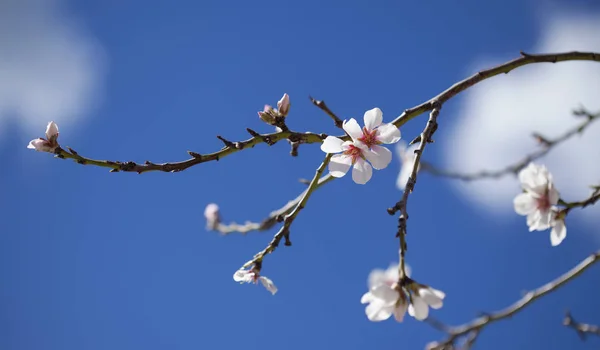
277,93,290,117
258,105,277,125
204,203,221,230
27,121,60,153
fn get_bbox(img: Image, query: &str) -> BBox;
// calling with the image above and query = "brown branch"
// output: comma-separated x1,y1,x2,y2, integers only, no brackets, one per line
309,96,344,129
428,250,600,350
419,108,600,181
391,104,441,278
560,187,600,212
38,51,599,177
211,174,335,235
563,311,600,340
240,154,332,269
55,129,325,174
391,51,600,130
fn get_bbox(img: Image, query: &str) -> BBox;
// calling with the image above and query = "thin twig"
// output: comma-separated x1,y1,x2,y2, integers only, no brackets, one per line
428,250,600,349
55,129,325,174
419,108,600,181
393,104,441,278
211,174,335,235
563,311,600,340
240,154,332,269
309,96,344,129
42,51,600,176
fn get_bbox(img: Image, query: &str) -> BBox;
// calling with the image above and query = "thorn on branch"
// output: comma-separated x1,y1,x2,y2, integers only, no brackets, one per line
216,135,234,148
187,151,202,159
246,128,275,146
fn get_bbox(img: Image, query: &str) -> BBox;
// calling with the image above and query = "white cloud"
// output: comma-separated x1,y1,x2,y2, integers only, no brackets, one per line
0,0,105,137
443,11,600,224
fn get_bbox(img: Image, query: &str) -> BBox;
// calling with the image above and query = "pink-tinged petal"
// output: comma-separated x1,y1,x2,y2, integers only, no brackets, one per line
384,263,400,282
320,136,345,154
393,302,408,322
27,139,53,152
548,184,560,205
45,121,59,140
259,276,278,295
513,193,536,215
420,288,444,309
408,296,429,320
343,118,363,141
365,300,394,322
364,145,392,170
363,108,383,131
370,285,399,305
550,219,566,246
277,93,290,116
375,123,401,144
367,269,387,289
329,154,352,178
352,158,373,185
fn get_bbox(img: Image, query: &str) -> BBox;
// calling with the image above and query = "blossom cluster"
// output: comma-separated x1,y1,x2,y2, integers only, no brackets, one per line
360,263,445,322
513,163,567,246
27,94,579,329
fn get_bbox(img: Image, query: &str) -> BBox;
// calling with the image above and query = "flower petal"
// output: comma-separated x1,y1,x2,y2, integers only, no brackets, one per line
370,284,400,304
45,121,59,140
367,269,387,289
259,276,278,295
361,291,375,304
393,302,408,322
375,123,401,144
364,145,392,170
320,136,344,154
420,288,444,309
329,154,352,178
27,139,54,152
233,270,252,283
365,300,394,322
384,264,400,282
513,193,536,215
550,219,567,246
343,118,363,141
363,108,383,131
408,296,429,320
352,158,373,184
548,184,560,205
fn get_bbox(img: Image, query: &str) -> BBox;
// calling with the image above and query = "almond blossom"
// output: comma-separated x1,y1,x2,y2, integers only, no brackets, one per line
407,285,445,321
396,141,420,190
513,163,566,246
320,108,401,184
361,263,411,322
361,264,406,322
233,268,278,295
27,121,60,153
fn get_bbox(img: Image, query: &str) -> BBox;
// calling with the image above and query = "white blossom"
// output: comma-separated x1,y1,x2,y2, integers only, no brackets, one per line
233,269,278,295
407,286,445,321
396,141,420,190
27,121,60,153
361,262,411,322
321,108,400,185
513,163,567,246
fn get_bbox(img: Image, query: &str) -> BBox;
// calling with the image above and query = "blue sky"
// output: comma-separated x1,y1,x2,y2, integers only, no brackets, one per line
2,0,600,349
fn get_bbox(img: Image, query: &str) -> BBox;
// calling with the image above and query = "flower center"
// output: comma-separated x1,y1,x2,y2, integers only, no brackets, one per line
343,144,363,163
536,194,551,211
358,127,378,148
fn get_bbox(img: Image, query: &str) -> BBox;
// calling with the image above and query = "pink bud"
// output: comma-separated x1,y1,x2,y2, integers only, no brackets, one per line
277,93,290,117
27,121,60,153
